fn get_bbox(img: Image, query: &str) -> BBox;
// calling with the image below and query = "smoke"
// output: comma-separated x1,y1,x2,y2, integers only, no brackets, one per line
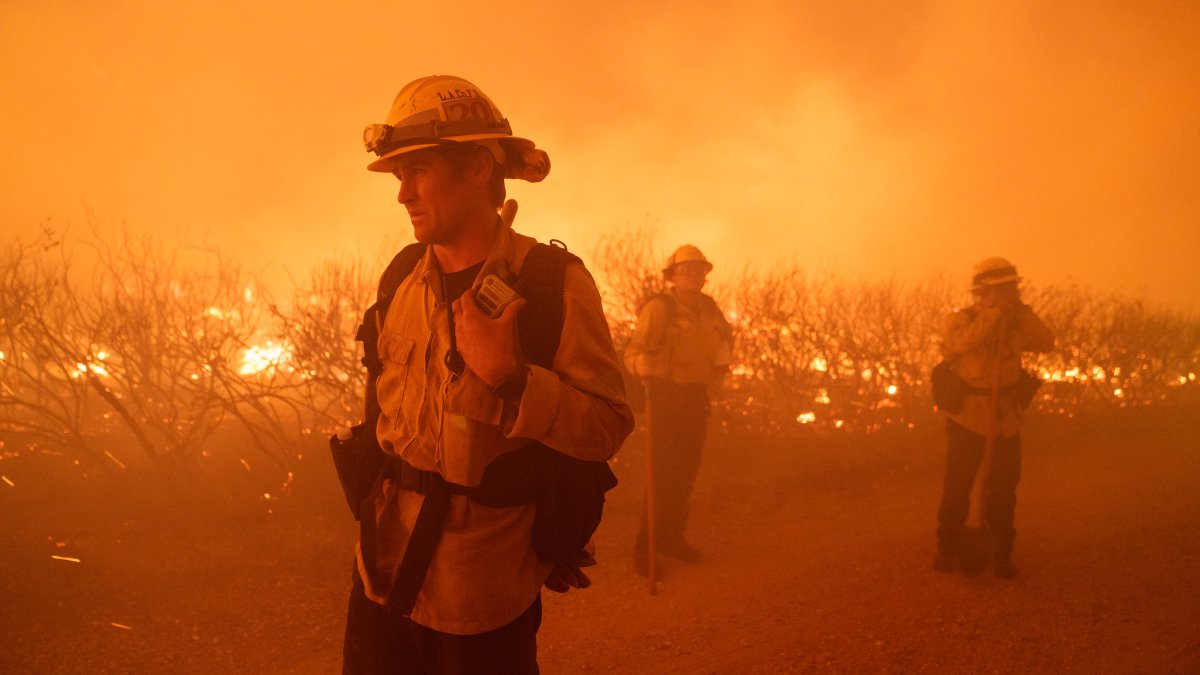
2,0,1197,308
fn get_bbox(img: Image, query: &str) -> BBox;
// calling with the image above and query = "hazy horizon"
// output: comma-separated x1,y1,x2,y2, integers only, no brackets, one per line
3,0,1197,311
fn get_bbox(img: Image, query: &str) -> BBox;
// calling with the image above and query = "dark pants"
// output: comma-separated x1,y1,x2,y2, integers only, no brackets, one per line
342,569,541,675
637,379,709,548
936,419,1023,556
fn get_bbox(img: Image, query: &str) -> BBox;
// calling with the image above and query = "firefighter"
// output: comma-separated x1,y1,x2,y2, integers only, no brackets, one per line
934,257,1055,578
624,245,732,574
342,75,634,673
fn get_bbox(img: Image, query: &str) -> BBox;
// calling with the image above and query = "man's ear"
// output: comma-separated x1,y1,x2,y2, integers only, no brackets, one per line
469,148,496,186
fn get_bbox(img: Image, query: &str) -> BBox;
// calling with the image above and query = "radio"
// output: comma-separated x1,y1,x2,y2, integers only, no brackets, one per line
474,274,523,319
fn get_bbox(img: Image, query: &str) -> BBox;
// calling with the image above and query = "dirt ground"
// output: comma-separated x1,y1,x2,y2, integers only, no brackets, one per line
2,405,1198,674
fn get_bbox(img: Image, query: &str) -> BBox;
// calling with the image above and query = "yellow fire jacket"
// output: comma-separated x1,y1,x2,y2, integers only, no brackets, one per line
623,291,732,386
941,303,1055,438
358,224,634,635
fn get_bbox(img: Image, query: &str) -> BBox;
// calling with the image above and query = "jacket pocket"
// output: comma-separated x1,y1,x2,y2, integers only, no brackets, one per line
376,331,415,427
438,373,505,486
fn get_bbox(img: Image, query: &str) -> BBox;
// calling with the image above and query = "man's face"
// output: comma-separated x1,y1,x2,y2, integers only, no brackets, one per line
391,148,478,245
976,282,1020,310
671,261,709,292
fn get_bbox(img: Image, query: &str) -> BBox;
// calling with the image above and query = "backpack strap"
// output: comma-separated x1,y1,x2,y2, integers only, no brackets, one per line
515,241,581,369
378,243,430,318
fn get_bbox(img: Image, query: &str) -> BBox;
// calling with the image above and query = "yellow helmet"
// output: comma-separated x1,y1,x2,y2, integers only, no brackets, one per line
363,75,550,182
971,257,1021,292
663,244,713,276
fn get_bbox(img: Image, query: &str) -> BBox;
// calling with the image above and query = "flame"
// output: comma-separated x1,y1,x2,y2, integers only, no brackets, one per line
810,357,828,372
796,412,816,424
73,360,110,378
239,341,292,375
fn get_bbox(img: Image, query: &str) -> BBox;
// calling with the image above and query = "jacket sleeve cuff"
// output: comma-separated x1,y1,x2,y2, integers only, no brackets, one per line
504,364,560,439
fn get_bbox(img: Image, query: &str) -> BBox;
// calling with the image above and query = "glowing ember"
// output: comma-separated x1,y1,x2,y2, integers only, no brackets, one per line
239,341,293,375
1,475,13,487
886,385,898,395
796,412,816,424
51,555,81,563
73,359,111,378
111,622,133,630
810,357,828,372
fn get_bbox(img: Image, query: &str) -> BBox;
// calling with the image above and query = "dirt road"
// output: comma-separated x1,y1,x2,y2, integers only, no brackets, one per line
2,406,1197,673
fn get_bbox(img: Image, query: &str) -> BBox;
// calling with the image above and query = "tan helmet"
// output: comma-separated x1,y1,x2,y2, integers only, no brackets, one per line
663,244,713,277
971,257,1021,292
363,75,550,182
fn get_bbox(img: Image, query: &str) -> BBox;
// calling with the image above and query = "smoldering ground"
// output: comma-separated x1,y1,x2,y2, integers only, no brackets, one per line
3,407,1198,672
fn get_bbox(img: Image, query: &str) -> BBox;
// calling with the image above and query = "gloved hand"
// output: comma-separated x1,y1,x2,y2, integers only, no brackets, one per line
543,548,597,593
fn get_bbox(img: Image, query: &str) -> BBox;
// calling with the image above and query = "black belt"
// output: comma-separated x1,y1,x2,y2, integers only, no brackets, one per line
383,456,472,496
964,382,1020,396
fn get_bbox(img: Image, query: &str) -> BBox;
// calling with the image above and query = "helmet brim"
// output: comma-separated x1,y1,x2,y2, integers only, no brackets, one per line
366,134,536,173
971,275,1021,292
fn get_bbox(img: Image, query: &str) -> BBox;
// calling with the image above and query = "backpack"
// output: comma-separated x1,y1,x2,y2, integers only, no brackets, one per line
331,240,618,569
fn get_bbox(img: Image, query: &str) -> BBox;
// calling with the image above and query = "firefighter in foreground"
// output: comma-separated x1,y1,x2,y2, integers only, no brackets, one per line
624,245,732,574
338,75,633,673
934,257,1054,578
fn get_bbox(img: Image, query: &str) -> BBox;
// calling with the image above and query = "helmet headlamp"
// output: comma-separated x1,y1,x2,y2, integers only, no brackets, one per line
362,118,514,157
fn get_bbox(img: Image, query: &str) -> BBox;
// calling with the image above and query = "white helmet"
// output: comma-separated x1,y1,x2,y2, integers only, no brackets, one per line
363,75,550,182
663,244,713,277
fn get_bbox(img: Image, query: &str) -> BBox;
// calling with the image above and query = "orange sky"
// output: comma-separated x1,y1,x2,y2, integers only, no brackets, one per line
2,0,1198,310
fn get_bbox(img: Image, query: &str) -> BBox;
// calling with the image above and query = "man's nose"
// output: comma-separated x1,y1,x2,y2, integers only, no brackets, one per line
397,179,414,204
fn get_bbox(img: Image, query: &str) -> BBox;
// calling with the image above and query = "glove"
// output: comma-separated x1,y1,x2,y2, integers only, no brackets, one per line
543,548,597,593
